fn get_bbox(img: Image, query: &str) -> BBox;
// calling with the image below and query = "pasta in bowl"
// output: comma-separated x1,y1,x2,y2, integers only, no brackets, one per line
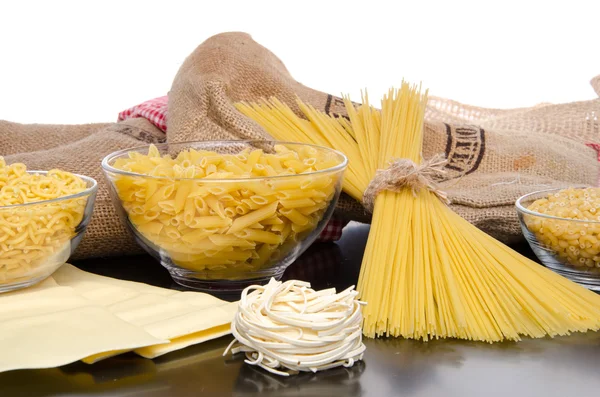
0,158,97,292
517,188,600,291
102,141,347,291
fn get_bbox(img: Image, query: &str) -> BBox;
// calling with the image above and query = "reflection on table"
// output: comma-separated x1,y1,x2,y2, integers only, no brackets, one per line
4,222,600,397
0,225,361,396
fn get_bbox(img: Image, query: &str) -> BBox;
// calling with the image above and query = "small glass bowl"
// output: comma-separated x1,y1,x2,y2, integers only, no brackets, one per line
0,172,97,293
516,188,600,292
102,141,348,291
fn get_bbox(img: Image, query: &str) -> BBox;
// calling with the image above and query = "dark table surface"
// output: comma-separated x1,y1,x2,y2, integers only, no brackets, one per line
2,222,600,397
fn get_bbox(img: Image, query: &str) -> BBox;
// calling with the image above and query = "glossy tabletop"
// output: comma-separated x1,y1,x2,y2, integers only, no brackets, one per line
2,222,600,397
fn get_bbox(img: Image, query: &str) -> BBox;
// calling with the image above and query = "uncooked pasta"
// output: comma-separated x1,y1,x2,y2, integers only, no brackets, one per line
0,157,88,286
236,83,600,342
224,278,366,376
526,187,600,269
108,144,343,277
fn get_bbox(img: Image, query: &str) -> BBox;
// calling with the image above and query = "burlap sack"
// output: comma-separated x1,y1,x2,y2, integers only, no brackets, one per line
168,32,599,242
426,96,600,143
1,31,598,259
592,75,600,97
1,118,166,258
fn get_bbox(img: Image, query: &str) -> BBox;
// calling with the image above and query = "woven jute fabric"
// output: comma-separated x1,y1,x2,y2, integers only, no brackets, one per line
2,32,598,259
168,32,599,241
1,118,165,258
591,75,600,97
362,155,449,212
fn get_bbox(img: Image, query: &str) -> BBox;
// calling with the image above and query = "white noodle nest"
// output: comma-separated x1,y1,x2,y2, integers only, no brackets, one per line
224,278,367,376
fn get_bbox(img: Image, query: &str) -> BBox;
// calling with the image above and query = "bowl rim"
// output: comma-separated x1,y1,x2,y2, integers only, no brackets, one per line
101,140,349,182
0,171,98,210
515,187,600,224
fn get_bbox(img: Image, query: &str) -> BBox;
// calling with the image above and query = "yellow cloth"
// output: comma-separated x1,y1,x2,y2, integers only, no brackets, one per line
0,265,237,372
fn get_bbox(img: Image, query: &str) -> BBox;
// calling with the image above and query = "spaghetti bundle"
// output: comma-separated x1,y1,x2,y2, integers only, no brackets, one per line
236,83,600,342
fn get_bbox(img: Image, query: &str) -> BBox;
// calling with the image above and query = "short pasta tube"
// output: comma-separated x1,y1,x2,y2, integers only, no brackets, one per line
105,143,345,281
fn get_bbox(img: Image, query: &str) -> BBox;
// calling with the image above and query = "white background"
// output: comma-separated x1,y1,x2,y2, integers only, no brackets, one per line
1,0,598,124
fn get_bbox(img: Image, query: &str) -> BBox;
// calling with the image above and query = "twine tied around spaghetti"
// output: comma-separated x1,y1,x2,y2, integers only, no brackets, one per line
362,154,450,212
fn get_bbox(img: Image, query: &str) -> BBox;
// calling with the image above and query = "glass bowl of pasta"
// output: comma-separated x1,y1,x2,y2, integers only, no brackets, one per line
0,158,97,293
517,187,600,291
102,141,347,291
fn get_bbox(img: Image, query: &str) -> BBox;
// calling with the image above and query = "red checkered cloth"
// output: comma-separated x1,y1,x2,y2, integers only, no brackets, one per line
318,219,347,241
586,143,600,161
118,96,168,131
118,96,348,241
283,244,343,286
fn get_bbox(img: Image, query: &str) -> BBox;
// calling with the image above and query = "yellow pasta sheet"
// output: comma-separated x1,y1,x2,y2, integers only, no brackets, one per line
51,265,237,361
0,277,165,373
0,265,237,372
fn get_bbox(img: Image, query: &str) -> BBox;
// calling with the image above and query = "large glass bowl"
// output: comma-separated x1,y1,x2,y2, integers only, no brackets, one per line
0,172,97,293
516,188,600,292
102,141,348,291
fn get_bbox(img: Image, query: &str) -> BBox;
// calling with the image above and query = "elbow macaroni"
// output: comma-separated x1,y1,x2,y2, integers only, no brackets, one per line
0,157,88,286
109,144,342,278
526,187,600,269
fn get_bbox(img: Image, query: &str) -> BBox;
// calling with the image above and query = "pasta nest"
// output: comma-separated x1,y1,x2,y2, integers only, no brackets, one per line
224,278,366,376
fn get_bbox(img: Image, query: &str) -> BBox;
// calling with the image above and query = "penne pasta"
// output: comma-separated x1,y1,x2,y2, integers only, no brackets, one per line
205,195,226,218
235,229,282,245
188,216,232,229
279,198,316,209
109,144,343,275
228,201,278,234
137,221,164,235
279,208,310,226
180,228,216,244
208,234,256,248
241,198,263,210
278,189,327,200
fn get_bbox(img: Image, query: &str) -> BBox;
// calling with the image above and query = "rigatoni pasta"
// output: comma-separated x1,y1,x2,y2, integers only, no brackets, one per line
0,157,88,287
108,144,343,279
